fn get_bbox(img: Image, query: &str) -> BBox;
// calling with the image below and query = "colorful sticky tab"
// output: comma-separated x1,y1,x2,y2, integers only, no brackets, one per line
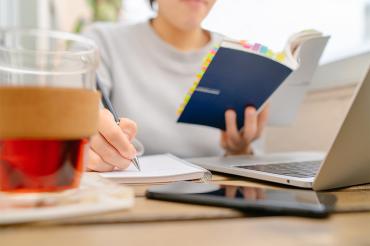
176,44,220,116
189,84,197,93
252,43,261,52
244,43,252,49
260,46,268,54
266,49,274,58
239,39,285,63
184,94,191,103
240,40,251,49
276,52,285,62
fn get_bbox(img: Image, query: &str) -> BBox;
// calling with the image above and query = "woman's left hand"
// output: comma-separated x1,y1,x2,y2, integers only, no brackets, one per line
220,105,269,155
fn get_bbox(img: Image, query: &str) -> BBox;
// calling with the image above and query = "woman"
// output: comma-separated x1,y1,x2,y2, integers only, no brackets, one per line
85,0,269,172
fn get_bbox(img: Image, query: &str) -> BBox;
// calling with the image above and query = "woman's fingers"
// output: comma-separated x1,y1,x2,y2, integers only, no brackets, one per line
225,186,238,198
98,109,136,159
119,117,138,141
225,110,243,148
86,148,115,172
222,106,265,155
242,187,258,200
243,107,258,143
90,133,132,170
87,109,139,172
220,131,228,149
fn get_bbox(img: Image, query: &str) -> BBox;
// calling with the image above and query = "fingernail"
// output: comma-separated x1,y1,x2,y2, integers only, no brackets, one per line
247,107,256,114
226,110,234,117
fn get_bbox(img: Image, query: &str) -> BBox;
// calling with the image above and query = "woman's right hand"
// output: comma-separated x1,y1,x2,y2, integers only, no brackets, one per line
87,109,138,172
220,105,269,155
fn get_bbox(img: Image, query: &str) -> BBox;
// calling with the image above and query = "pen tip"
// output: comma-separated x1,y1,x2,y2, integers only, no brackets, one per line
132,157,141,171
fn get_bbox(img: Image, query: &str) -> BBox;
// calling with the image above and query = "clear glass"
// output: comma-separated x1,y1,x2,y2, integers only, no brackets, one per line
0,29,99,195
0,28,98,88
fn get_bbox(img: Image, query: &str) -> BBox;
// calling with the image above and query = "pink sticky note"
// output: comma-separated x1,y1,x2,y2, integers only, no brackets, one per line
252,43,261,52
243,43,252,49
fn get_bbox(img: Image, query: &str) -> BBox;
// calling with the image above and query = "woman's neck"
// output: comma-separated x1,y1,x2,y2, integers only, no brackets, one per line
151,16,210,51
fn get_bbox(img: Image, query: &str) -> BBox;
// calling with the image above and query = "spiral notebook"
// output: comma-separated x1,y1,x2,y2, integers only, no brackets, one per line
99,154,211,184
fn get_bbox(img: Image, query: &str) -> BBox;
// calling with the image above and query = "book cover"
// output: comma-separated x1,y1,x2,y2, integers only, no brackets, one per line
177,39,295,130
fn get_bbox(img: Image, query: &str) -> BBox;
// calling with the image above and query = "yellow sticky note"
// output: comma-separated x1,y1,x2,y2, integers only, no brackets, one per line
184,95,191,103
177,108,183,115
276,52,285,62
266,50,274,58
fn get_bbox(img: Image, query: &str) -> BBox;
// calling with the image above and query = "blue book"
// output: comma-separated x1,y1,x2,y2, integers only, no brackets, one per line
177,39,297,130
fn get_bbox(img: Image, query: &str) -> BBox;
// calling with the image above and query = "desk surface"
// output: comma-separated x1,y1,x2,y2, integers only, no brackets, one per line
1,174,370,246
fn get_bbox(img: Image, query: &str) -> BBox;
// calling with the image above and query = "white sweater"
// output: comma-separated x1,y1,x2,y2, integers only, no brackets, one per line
84,21,226,158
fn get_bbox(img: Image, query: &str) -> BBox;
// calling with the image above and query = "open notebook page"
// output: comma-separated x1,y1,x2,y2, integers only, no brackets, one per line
99,154,209,183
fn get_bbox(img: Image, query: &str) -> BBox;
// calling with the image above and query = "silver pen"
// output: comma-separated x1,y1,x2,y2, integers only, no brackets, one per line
131,156,141,172
96,76,142,171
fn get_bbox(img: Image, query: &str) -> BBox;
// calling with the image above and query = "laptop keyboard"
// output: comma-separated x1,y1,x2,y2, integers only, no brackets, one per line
235,160,322,178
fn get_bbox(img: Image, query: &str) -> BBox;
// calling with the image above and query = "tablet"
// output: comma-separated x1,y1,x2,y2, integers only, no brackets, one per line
146,182,336,218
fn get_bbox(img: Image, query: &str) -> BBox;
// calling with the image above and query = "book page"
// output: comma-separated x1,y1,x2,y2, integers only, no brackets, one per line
100,154,204,179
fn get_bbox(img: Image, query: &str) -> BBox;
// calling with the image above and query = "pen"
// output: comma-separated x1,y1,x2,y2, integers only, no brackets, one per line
96,76,141,171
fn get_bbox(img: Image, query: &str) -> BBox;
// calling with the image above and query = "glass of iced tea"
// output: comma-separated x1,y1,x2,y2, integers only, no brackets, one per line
0,29,100,195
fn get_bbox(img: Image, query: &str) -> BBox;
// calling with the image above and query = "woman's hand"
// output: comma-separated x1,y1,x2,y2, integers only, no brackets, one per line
87,109,138,172
220,105,269,155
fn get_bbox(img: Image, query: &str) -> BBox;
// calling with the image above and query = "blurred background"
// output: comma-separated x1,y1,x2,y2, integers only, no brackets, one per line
0,0,369,152
0,0,369,90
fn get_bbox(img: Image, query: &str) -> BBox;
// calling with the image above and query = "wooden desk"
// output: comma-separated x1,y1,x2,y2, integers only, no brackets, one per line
1,174,370,246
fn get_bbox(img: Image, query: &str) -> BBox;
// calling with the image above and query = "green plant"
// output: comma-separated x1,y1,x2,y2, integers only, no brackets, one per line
74,0,122,33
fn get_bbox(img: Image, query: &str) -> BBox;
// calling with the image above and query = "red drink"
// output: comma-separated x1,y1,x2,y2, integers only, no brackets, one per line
0,139,87,193
0,87,100,194
0,29,101,195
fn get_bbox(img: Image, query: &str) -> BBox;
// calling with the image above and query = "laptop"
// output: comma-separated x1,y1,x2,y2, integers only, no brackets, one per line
188,68,370,191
